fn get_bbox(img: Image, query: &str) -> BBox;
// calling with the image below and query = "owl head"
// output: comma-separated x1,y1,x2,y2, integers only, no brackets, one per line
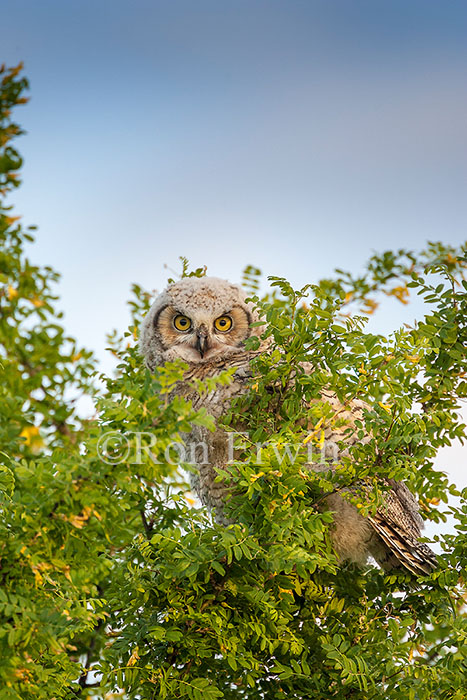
140,276,264,370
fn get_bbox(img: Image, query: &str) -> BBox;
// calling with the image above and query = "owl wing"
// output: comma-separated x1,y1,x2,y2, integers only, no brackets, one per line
306,388,437,575
228,361,437,574
366,480,438,575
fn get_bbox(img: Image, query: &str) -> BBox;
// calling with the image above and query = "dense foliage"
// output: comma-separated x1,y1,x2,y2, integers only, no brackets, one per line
1,65,466,699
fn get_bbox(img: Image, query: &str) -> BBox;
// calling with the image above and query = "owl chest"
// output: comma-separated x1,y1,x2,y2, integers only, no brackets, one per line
181,374,247,417
179,377,247,522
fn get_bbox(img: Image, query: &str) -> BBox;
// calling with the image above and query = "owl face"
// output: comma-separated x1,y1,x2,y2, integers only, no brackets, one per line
140,276,263,369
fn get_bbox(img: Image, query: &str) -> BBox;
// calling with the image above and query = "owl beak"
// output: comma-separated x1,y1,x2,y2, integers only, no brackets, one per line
195,328,209,358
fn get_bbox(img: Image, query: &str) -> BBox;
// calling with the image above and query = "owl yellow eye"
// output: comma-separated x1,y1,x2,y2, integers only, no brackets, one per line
214,315,233,332
173,314,192,332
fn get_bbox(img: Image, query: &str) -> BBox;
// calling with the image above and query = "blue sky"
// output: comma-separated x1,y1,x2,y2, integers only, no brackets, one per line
3,1,467,498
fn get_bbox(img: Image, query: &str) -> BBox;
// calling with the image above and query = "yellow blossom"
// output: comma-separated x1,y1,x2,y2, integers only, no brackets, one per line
4,215,21,226
317,429,325,448
7,284,18,299
362,298,379,315
405,354,420,364
128,647,140,667
250,471,265,482
19,425,44,453
388,285,410,305
68,506,94,529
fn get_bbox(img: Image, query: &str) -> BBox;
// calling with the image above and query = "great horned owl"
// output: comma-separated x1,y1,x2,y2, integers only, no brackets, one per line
140,276,437,576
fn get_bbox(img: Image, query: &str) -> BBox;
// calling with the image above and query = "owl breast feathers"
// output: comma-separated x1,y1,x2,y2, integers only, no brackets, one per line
140,276,437,576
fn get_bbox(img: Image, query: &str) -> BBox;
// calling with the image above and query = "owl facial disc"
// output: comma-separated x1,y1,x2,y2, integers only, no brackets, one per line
139,276,264,370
